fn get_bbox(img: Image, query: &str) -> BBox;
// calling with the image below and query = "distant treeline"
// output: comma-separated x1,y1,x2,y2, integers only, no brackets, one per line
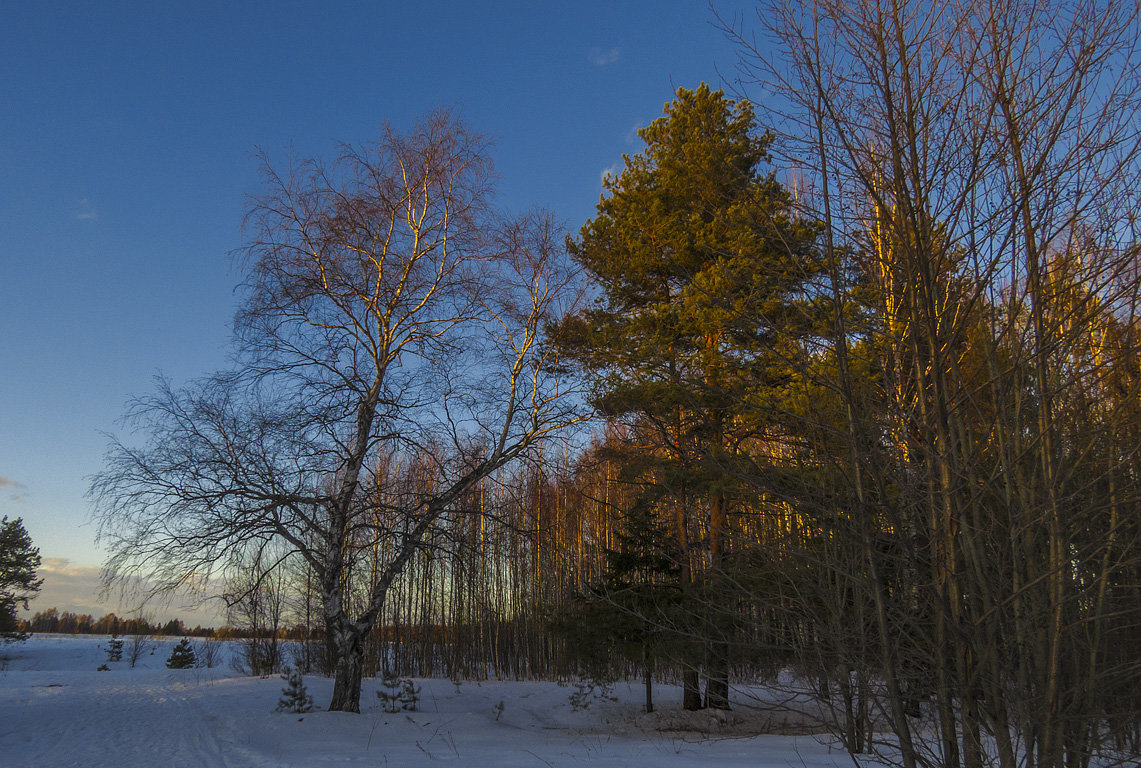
18,607,330,640
20,608,214,637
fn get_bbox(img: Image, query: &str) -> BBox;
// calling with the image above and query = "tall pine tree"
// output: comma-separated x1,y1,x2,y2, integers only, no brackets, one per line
554,84,821,709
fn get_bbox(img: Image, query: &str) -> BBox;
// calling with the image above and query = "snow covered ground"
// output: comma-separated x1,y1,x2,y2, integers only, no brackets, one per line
1,634,853,767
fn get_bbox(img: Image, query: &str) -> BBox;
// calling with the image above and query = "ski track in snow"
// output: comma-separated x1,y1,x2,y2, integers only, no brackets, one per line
1,671,266,768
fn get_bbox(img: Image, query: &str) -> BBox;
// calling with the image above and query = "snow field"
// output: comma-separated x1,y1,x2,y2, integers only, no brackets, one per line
1,635,851,767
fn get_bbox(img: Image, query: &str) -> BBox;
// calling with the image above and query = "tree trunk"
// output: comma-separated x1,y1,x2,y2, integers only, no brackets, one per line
676,490,703,712
706,490,730,710
328,623,365,713
643,647,654,714
683,668,703,711
706,654,730,710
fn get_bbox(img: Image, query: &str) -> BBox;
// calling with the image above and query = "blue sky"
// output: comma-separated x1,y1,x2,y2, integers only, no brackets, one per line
1,1,759,620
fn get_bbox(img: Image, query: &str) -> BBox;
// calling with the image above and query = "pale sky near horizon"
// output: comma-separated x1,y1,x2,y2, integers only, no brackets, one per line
1,1,762,623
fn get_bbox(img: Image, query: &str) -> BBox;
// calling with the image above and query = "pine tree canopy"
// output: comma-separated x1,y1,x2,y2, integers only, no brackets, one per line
0,517,43,639
165,638,197,669
556,83,821,430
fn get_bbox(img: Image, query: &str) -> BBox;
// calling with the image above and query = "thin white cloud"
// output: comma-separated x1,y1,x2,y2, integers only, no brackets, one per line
626,120,646,145
0,475,25,490
600,164,621,187
27,558,104,614
39,557,98,579
588,46,621,66
0,476,28,503
24,558,225,626
76,198,97,221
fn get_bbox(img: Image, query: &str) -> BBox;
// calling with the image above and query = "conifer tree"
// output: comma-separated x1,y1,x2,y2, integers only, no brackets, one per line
399,678,420,711
0,517,42,641
105,635,124,663
554,84,821,709
165,638,196,669
555,496,682,714
377,670,403,713
276,667,315,714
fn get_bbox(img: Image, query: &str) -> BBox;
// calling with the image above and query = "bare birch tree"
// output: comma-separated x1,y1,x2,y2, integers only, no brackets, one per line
90,110,581,712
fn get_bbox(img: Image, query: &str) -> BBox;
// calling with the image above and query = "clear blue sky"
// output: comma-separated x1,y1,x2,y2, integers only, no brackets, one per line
1,1,760,620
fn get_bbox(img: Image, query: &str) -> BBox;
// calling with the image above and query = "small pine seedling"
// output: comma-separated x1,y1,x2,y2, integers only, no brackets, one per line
399,678,421,711
569,679,616,711
377,670,402,714
275,667,314,714
105,635,124,663
492,700,505,721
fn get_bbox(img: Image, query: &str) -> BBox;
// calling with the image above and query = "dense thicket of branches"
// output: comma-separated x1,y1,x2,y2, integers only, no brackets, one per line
709,1,1141,767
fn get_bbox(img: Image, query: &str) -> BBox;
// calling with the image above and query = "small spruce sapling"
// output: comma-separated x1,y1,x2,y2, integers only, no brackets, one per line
165,638,197,669
275,667,314,714
105,635,124,663
569,679,617,711
377,671,420,712
400,678,421,711
377,670,402,713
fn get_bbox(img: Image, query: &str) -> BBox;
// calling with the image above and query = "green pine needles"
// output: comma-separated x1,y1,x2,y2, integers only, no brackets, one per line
276,667,315,714
164,638,196,669
376,671,420,713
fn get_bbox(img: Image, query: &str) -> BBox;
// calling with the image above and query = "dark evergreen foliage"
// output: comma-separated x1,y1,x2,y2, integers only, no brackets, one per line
553,500,684,713
165,638,197,669
377,671,402,714
0,517,42,642
376,671,420,713
552,83,823,710
275,667,314,714
105,635,124,662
